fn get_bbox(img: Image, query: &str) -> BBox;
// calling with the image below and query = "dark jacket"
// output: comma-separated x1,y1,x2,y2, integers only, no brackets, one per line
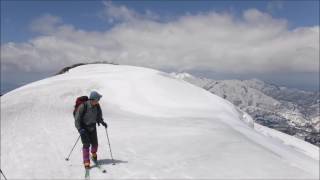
74,101,103,131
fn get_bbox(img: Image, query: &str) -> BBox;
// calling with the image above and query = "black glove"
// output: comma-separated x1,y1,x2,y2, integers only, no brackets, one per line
97,118,103,126
101,121,108,128
79,128,86,135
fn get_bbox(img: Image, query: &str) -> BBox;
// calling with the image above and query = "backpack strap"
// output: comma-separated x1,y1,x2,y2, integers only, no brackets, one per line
79,102,88,129
80,102,88,120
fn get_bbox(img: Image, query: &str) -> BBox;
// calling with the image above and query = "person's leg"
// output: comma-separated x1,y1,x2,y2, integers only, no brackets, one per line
80,132,91,168
90,128,99,160
82,145,90,167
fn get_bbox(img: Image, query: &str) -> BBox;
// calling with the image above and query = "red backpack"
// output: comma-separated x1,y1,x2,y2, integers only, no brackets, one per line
73,96,88,116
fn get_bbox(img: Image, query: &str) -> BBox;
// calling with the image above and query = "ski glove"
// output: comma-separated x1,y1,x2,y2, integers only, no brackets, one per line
101,121,108,128
79,129,86,135
97,118,103,126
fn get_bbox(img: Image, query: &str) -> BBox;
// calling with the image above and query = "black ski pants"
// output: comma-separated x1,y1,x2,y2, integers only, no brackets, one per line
80,128,98,148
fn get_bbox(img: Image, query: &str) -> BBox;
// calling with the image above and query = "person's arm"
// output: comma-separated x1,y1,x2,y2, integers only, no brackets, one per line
97,104,108,128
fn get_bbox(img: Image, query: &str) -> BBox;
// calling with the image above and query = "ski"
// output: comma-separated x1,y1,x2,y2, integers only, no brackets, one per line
92,159,107,173
84,168,90,180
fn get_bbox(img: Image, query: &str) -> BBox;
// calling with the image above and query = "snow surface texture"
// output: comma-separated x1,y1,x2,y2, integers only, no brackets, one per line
1,64,319,179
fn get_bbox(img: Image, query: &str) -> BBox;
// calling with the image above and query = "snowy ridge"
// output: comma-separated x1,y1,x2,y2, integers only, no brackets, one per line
1,64,319,179
254,123,319,160
171,72,320,145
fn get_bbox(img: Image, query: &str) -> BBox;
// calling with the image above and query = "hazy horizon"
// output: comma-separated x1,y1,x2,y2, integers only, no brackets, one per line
1,63,319,95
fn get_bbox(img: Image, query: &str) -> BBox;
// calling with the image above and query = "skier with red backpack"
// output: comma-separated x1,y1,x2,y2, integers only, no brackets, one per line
74,91,108,169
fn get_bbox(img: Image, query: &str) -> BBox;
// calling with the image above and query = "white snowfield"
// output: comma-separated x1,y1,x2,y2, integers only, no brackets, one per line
1,64,319,179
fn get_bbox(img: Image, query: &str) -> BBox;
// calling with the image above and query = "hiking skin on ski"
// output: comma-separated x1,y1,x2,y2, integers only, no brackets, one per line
83,158,106,180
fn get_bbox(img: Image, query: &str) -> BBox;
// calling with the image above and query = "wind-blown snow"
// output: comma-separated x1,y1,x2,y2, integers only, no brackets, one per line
1,64,319,179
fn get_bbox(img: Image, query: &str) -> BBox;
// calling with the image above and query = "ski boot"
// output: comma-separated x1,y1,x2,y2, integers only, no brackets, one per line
84,162,90,169
91,153,98,163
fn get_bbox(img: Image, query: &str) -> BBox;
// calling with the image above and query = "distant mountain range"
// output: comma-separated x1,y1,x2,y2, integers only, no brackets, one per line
171,73,320,146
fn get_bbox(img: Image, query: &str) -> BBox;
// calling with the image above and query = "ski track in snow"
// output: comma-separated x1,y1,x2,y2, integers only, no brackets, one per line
1,64,319,179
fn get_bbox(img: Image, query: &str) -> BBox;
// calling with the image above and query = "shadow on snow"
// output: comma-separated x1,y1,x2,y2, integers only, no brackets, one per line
97,158,128,166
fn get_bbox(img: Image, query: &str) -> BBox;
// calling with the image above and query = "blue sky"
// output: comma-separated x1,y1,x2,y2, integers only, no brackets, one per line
1,0,319,93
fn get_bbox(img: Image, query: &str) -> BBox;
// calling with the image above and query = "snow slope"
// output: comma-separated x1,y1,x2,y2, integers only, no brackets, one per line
1,64,319,179
171,72,320,144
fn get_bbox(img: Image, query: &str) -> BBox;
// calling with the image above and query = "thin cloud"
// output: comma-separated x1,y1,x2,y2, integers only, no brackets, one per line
267,0,284,14
29,14,63,34
102,1,159,23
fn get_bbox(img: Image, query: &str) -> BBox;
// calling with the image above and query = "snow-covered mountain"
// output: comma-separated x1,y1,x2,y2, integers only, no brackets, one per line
1,64,319,179
171,72,320,146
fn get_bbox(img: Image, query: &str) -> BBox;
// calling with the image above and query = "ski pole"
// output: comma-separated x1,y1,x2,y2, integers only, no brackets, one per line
0,169,8,180
65,135,81,161
105,127,116,165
